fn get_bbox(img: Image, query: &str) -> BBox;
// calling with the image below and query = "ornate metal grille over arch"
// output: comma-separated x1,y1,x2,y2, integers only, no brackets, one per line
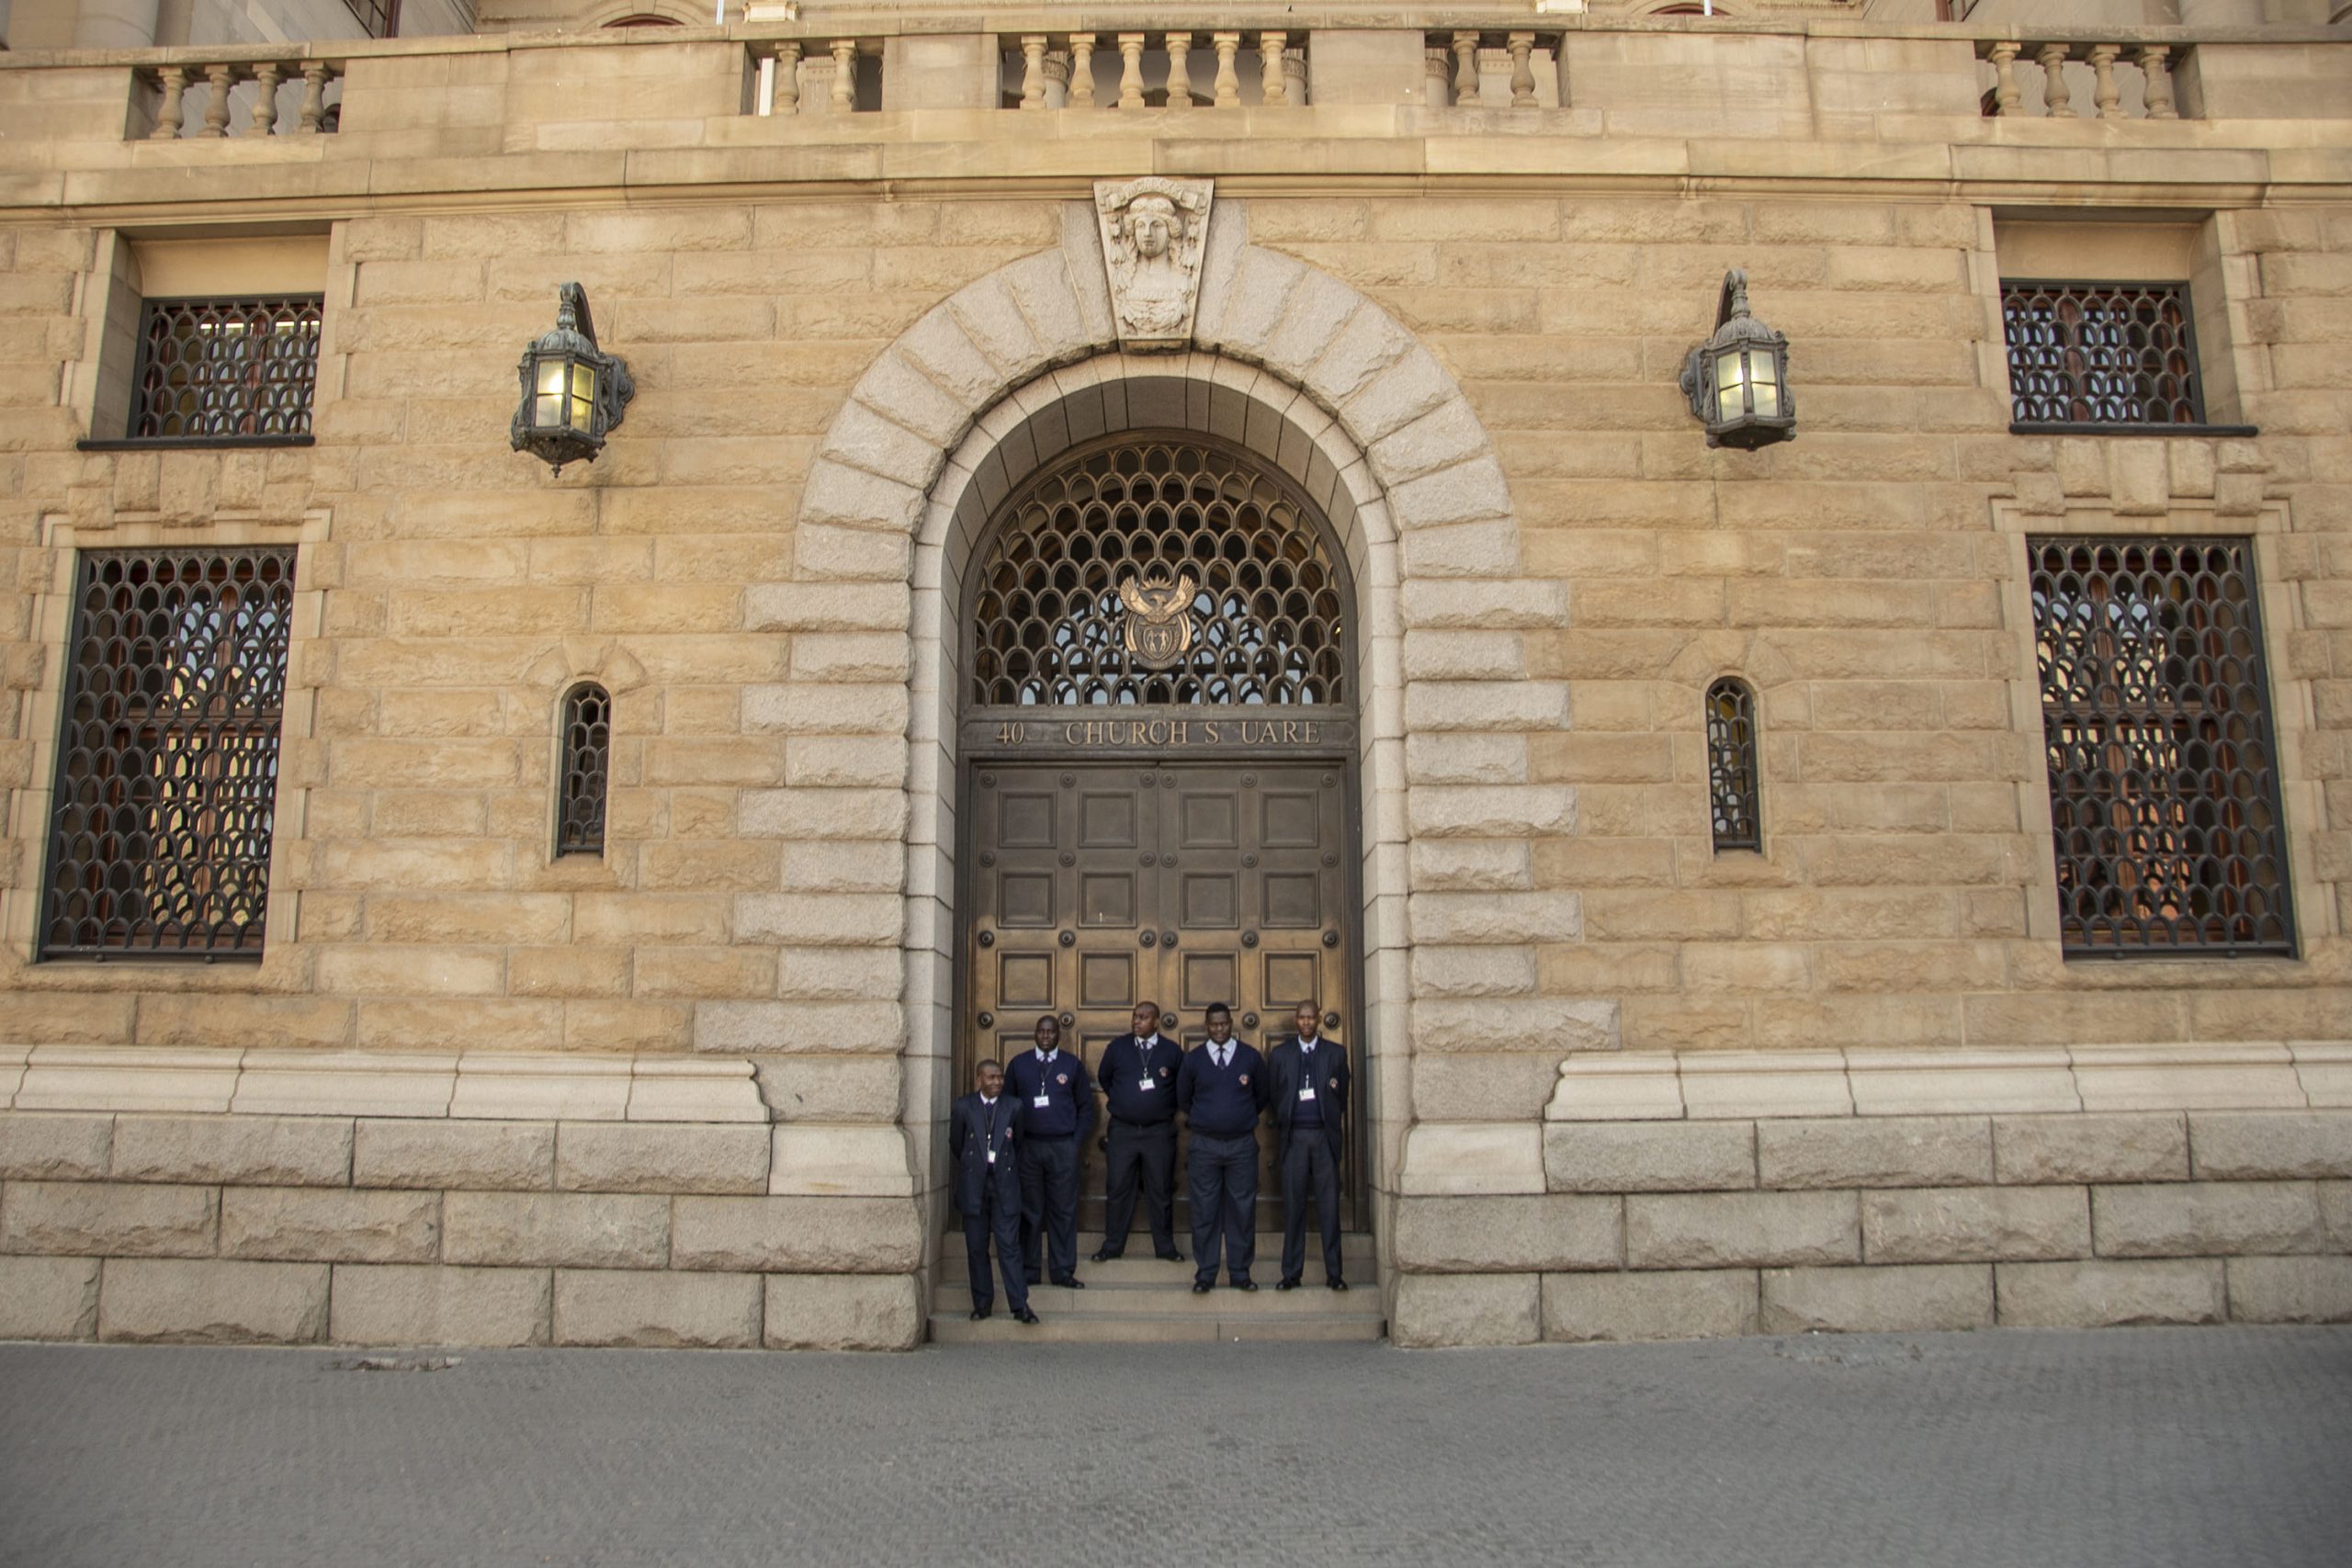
969,438,1349,707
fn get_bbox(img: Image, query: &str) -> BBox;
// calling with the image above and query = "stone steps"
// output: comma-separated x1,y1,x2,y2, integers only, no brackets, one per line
929,1231,1384,1344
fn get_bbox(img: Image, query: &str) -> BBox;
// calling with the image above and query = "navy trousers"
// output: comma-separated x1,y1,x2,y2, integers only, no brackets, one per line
964,1185,1028,1316
1280,1134,1342,1283
1017,1134,1080,1284
1102,1119,1177,1258
1188,1131,1260,1285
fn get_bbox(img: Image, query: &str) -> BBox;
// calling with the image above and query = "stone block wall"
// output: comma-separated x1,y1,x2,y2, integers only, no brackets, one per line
0,1108,924,1349
1388,1106,2352,1347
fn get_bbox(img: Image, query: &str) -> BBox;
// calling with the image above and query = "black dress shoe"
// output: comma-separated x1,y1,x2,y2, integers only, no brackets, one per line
1013,1308,1040,1325
1192,1280,1214,1294
1051,1276,1086,1290
1088,1249,1117,1263
1276,1277,1302,1292
1328,1278,1350,1292
970,1309,992,1321
1233,1279,1259,1292
1156,1250,1187,1264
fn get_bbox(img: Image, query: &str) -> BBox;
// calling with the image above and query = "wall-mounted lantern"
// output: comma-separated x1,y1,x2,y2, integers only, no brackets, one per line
1679,268,1794,450
510,282,634,475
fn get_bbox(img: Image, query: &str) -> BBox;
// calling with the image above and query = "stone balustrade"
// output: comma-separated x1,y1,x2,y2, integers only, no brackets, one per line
748,36,885,115
1001,31,1306,110
1421,28,1564,110
1978,37,2188,121
137,55,343,139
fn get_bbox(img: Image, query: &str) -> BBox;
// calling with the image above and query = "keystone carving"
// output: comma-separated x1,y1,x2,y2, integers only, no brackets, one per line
1094,176,1214,351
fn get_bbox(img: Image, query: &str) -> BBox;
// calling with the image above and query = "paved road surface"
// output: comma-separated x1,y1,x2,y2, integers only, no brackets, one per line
4,1326,2347,1567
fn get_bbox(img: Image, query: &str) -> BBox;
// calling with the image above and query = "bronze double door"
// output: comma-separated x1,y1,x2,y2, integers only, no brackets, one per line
964,759,1361,1234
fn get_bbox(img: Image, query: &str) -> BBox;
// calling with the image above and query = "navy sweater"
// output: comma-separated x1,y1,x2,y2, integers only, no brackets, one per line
1100,1033,1182,1124
1178,1042,1269,1137
1002,1048,1094,1140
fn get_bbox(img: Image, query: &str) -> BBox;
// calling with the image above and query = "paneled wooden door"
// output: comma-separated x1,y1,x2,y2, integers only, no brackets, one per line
963,759,1361,1233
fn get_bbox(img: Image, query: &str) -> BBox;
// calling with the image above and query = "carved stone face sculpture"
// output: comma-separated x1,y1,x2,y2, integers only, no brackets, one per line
1094,175,1214,353
1127,196,1179,261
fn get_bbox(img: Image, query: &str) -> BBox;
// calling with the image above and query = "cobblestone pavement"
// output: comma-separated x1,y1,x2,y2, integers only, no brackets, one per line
3,1326,2347,1568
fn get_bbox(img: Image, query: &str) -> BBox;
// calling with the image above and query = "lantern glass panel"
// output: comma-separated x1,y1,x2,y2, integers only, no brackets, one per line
1713,349,1743,415
1749,354,1780,417
569,362,596,431
534,357,567,429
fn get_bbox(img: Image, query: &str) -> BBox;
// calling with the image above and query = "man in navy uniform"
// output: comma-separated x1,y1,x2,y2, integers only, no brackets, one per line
1268,1000,1350,1292
949,1058,1037,1324
1091,998,1186,1264
1175,1002,1269,1293
1001,1013,1095,1289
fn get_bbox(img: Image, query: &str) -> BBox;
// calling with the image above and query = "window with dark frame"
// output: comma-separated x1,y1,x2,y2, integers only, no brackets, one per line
40,548,297,961
130,295,323,442
2002,280,2207,429
2027,536,2294,958
343,0,400,39
555,683,612,858
1704,677,1761,852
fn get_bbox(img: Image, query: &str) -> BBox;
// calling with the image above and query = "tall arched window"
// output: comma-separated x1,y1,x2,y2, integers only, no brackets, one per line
556,682,611,858
1705,677,1760,852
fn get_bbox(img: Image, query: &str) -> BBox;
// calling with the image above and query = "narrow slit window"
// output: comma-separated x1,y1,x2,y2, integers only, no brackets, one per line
2028,536,2293,957
41,547,297,959
556,683,611,858
1705,677,1761,852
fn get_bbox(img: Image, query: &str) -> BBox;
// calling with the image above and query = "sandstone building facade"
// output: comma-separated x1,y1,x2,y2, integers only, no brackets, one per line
0,0,2348,1349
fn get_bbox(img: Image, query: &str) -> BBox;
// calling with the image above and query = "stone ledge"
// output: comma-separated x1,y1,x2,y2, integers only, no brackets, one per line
1549,1043,2343,1123
5,1045,769,1124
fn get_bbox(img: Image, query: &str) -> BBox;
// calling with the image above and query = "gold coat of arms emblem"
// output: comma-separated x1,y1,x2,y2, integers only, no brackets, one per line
1118,567,1198,670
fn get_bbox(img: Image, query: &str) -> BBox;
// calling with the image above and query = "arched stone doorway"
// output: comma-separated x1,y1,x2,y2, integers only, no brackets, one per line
956,427,1366,1232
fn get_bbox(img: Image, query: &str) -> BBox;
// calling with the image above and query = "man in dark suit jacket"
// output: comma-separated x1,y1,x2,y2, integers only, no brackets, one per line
1001,1014,1096,1289
1175,1002,1270,1292
949,1059,1036,1324
1268,1000,1350,1292
1091,998,1186,1264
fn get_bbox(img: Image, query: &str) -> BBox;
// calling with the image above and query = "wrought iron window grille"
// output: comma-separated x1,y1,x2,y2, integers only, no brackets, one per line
2028,536,2294,958
2001,279,2210,430
555,683,612,858
127,295,323,443
968,437,1350,708
40,548,297,961
1705,677,1761,852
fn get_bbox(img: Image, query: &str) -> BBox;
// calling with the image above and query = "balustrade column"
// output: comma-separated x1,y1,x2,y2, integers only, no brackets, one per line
1424,47,1452,107
773,42,801,114
200,63,237,137
831,39,857,111
1507,32,1536,108
1985,41,2020,117
1020,35,1048,109
150,64,187,139
1283,49,1306,107
1166,33,1193,109
2087,43,2122,120
2037,43,2075,118
1068,34,1096,107
2139,45,2176,119
248,61,283,134
1213,33,1241,107
296,62,331,133
1452,32,1480,107
1260,32,1288,106
1117,34,1147,108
